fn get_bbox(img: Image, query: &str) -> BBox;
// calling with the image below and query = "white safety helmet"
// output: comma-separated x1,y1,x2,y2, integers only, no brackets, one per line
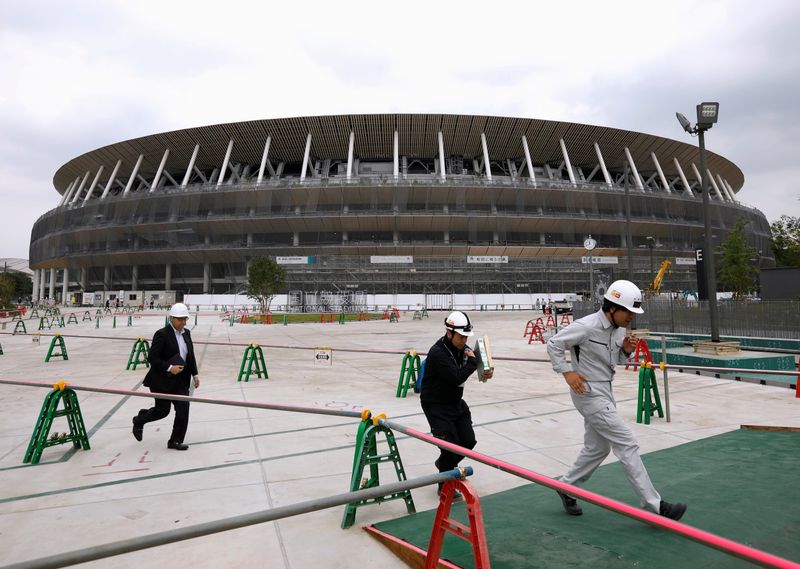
444,311,474,337
604,280,644,314
169,303,191,318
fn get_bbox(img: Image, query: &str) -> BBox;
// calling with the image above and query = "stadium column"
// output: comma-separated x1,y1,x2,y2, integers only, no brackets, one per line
165,264,172,291
83,166,105,204
301,133,312,182
39,270,46,302
101,159,122,200
673,158,695,199
522,135,536,187
150,149,170,192
438,131,447,181
32,269,39,302
123,155,145,197
623,147,645,191
218,140,234,186
203,263,210,293
49,268,56,302
182,144,201,188
347,131,354,181
70,171,91,205
559,139,576,186
61,268,69,305
256,137,271,184
594,142,612,187
480,133,490,181
722,178,737,203
651,153,671,193
104,266,111,291
131,265,138,291
715,173,733,202
80,268,88,291
393,130,399,180
691,164,723,202
58,180,75,207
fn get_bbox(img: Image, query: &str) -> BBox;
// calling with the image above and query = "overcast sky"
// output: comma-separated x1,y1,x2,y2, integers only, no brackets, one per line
2,0,799,260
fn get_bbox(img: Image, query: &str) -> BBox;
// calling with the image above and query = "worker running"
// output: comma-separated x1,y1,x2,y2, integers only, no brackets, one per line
546,280,687,520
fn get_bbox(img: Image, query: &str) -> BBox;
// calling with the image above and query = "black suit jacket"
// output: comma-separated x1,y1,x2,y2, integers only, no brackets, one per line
143,325,199,393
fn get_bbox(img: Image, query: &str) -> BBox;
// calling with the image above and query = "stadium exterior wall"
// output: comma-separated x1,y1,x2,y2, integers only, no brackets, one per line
28,114,772,304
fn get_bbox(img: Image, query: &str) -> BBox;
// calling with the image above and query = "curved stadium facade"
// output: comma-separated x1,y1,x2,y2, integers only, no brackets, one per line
29,114,772,303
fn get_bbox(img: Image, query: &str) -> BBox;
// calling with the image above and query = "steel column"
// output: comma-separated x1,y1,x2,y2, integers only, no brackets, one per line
559,138,576,185
623,147,644,191
70,171,91,204
438,131,447,181
82,166,105,204
256,137,271,184
480,133,491,181
673,158,695,198
122,154,144,196
594,142,612,187
346,131,354,181
651,152,670,192
100,160,122,200
181,144,200,188
522,135,536,187
217,140,234,186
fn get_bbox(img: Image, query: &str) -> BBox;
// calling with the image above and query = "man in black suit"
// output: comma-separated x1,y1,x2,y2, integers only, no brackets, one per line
132,303,200,450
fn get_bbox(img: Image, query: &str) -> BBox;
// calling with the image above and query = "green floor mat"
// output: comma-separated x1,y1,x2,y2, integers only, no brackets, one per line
373,429,800,568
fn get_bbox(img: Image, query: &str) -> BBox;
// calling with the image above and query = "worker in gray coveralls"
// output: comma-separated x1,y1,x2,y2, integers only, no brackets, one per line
546,279,687,520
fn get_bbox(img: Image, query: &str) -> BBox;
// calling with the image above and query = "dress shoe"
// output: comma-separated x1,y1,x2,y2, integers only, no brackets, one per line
167,440,189,451
132,417,143,442
557,491,583,516
659,500,687,521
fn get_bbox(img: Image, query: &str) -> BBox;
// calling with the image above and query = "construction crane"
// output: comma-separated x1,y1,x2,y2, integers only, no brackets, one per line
648,260,672,294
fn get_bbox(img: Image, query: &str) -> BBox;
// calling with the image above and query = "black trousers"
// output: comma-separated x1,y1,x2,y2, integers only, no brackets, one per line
136,383,190,443
422,399,476,472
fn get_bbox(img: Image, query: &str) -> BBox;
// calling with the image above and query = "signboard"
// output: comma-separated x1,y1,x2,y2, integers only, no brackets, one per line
580,256,619,264
370,256,413,264
695,248,708,300
82,292,96,306
467,256,508,264
675,257,697,265
314,347,333,365
276,256,315,265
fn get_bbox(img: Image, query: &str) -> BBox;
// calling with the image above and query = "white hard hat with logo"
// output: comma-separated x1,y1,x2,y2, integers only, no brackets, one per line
444,311,474,337
604,280,644,314
169,303,191,318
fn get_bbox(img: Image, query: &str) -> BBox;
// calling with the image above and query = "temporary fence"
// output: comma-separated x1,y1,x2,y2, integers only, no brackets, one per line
574,299,800,340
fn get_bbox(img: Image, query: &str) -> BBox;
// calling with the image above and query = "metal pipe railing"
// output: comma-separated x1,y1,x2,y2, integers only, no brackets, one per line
0,379,363,419
4,468,472,569
382,418,799,569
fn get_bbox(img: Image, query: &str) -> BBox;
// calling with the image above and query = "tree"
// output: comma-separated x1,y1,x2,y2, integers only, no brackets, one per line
247,257,286,313
0,274,15,308
717,217,758,299
770,215,800,268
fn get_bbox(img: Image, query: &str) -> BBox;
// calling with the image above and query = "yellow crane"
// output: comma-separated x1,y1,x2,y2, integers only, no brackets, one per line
648,259,672,293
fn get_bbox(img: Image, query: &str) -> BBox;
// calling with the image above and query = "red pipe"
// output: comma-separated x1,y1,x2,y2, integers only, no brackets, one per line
385,420,800,569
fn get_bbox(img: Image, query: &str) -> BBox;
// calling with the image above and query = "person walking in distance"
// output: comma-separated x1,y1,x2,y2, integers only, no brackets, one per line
420,311,492,499
546,280,687,520
132,303,200,450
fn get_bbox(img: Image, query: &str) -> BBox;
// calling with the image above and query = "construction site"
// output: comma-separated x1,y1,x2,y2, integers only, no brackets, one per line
0,304,798,568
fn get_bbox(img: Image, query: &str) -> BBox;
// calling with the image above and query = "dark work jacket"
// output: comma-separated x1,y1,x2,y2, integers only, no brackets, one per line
143,325,199,393
420,336,477,405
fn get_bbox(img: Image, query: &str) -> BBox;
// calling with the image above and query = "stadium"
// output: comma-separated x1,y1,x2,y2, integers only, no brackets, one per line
29,114,772,307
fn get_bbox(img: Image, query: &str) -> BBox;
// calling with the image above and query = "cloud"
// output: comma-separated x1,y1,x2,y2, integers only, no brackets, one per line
1,0,799,259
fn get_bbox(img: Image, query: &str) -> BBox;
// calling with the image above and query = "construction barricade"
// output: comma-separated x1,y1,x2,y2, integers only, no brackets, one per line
238,343,268,382
45,333,69,362
395,351,421,398
24,382,90,465
126,337,151,370
636,362,664,424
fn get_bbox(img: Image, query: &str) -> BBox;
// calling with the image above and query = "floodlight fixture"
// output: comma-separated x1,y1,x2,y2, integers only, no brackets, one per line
696,102,719,128
675,112,693,134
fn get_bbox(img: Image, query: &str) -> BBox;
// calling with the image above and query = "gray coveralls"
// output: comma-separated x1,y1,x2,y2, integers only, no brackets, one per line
546,309,661,512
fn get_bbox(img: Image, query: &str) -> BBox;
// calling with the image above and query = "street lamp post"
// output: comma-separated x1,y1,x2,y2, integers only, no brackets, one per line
676,102,721,342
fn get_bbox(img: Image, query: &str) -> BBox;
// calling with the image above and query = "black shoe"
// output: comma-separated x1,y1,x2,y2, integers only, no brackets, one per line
132,417,143,442
557,491,583,516
167,440,189,451
659,500,687,521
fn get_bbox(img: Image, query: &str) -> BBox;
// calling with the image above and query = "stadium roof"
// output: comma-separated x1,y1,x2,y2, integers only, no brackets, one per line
53,114,744,194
